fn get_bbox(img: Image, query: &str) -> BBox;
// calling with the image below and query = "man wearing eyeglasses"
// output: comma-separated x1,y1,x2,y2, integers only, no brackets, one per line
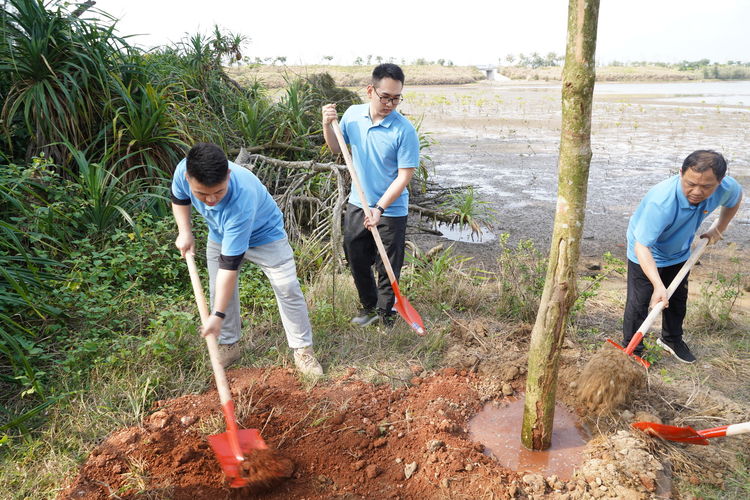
322,63,420,327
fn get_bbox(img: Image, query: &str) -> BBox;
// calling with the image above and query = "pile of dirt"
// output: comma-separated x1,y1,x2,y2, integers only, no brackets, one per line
58,318,746,499
59,367,518,499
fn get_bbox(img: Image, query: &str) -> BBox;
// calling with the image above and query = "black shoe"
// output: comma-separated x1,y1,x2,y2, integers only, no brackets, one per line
377,308,396,327
657,338,696,364
351,308,378,327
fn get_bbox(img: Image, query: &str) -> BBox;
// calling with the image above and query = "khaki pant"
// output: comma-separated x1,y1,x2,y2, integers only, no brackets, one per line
206,238,312,349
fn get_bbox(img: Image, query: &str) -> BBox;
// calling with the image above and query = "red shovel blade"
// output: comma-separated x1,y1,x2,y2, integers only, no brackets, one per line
391,283,426,336
208,429,269,487
632,421,710,445
605,338,651,368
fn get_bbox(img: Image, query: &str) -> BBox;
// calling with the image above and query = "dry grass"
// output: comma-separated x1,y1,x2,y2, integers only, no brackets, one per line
225,64,485,89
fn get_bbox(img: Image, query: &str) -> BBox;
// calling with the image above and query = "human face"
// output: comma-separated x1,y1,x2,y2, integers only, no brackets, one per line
186,173,230,207
680,168,720,205
367,77,403,121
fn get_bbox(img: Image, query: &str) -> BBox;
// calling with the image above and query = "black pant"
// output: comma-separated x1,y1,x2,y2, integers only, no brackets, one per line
623,259,689,350
343,203,407,313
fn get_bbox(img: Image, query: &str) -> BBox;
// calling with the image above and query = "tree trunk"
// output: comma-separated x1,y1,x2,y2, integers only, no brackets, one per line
521,0,600,451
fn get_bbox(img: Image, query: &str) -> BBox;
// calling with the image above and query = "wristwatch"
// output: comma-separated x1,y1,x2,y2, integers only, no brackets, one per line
213,311,226,319
374,204,385,214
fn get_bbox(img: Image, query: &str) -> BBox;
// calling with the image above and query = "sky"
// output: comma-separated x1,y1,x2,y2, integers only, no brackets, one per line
92,0,750,66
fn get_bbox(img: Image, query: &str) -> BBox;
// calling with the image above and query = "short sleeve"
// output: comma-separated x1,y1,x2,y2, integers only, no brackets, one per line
397,126,420,169
632,202,671,247
171,159,191,201
719,177,742,208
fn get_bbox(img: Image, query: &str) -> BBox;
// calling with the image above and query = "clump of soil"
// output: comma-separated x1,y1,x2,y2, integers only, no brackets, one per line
577,343,646,413
239,449,295,490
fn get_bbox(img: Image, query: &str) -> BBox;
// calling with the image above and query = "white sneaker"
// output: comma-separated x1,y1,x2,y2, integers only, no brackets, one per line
217,342,242,368
293,346,323,377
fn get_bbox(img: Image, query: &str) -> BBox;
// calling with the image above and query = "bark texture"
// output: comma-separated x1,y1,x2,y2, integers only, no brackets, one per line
521,0,600,451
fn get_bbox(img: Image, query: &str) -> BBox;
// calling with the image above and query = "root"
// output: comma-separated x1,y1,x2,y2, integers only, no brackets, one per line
577,343,646,414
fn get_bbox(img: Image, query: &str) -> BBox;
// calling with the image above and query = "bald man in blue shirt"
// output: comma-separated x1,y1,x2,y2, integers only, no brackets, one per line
624,150,743,363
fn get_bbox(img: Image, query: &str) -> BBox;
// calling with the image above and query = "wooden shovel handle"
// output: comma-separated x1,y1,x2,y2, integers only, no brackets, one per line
185,252,233,407
330,119,398,284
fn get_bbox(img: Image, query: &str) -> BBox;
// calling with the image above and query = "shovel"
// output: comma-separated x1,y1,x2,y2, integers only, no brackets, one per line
185,252,267,488
604,220,718,369
330,119,426,336
632,420,750,445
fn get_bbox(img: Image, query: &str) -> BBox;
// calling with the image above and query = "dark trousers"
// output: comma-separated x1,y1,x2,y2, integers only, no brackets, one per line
623,259,689,350
343,203,407,313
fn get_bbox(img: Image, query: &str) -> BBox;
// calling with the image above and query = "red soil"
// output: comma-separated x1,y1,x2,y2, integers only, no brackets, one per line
58,367,523,499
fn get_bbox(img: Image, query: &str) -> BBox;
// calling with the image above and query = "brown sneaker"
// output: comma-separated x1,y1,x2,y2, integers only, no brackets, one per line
293,347,323,377
217,342,242,368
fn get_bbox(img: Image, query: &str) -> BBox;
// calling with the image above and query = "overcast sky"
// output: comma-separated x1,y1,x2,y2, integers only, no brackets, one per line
92,0,749,66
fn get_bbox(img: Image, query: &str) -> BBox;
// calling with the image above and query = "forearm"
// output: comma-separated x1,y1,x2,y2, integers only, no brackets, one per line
634,242,664,289
212,269,238,314
323,123,342,154
172,203,192,235
717,193,742,233
376,168,415,210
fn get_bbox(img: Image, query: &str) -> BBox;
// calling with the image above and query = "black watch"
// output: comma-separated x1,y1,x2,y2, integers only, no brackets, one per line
374,204,385,214
213,311,226,319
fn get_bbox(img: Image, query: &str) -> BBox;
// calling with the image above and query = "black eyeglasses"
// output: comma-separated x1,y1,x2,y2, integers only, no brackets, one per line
372,87,404,105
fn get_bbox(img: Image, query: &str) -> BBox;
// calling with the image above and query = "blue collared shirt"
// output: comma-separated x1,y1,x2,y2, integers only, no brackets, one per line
340,103,420,217
171,160,286,256
627,174,742,266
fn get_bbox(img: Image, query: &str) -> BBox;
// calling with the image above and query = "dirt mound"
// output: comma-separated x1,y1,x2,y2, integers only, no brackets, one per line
58,367,519,499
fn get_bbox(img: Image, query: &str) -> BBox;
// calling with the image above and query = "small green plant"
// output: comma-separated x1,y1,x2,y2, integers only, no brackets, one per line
439,186,495,236
571,252,625,319
495,234,547,322
690,263,744,332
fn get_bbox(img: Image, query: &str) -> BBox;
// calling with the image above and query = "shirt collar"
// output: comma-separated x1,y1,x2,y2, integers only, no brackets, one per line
363,105,396,128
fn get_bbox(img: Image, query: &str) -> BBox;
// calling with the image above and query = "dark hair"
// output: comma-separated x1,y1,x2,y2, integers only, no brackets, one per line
186,143,229,186
372,63,405,86
681,150,727,180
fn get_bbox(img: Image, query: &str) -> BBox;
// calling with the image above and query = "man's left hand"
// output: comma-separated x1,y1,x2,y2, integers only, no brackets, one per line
700,226,724,245
201,314,223,339
364,209,381,230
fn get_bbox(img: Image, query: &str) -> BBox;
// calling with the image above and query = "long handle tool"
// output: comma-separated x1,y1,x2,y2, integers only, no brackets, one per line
331,119,425,335
604,220,718,368
185,252,267,487
633,420,750,445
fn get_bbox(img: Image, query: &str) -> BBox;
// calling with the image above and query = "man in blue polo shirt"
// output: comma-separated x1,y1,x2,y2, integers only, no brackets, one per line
321,63,420,327
171,142,323,376
624,150,743,363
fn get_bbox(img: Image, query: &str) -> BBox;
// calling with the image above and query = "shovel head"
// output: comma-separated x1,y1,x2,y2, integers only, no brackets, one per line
605,338,651,368
393,292,426,336
632,421,710,445
208,428,269,487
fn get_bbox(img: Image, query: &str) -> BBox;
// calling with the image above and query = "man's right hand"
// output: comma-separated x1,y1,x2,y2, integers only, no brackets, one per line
650,284,669,310
322,103,337,126
175,232,195,257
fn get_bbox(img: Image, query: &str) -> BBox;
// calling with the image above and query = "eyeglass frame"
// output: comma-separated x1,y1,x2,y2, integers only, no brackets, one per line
371,86,404,105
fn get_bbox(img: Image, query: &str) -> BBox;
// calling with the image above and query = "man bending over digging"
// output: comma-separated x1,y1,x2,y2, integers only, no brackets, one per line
321,63,420,327
624,150,743,363
171,142,323,377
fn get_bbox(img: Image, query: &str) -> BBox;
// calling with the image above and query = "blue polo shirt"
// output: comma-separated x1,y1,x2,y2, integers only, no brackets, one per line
627,174,742,266
171,159,286,257
340,103,420,217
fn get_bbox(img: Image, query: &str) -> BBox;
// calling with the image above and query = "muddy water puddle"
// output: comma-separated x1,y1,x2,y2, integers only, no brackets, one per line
468,397,589,480
434,222,496,243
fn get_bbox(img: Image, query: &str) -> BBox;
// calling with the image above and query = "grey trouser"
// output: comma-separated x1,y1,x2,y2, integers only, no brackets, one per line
206,238,312,349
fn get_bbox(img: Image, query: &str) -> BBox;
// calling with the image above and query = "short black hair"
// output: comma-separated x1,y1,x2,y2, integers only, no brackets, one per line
681,150,727,181
372,63,405,86
186,143,229,186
